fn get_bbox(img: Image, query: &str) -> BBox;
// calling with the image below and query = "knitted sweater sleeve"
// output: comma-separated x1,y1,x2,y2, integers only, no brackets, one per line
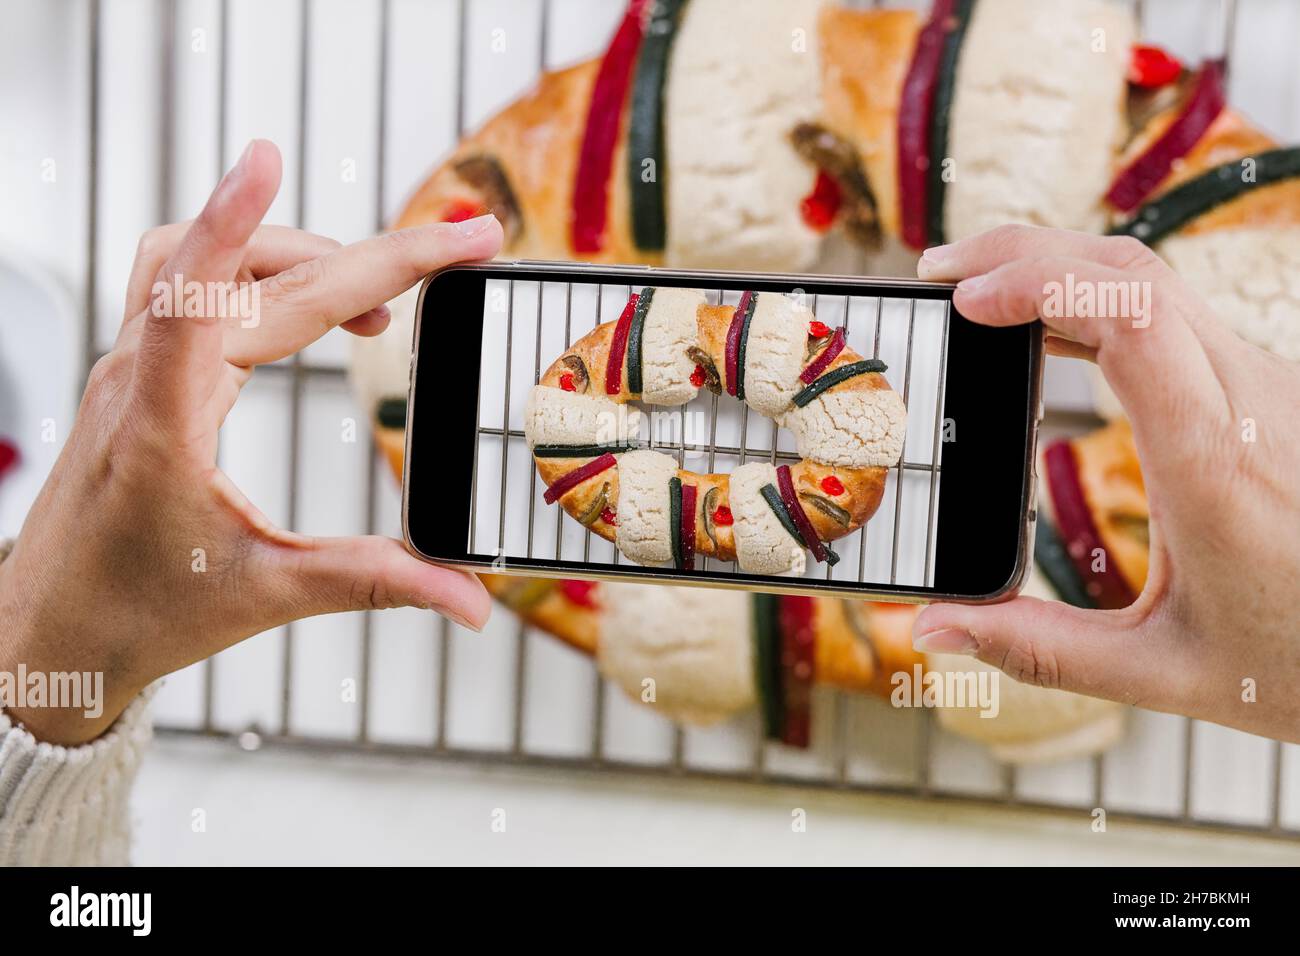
0,538,154,866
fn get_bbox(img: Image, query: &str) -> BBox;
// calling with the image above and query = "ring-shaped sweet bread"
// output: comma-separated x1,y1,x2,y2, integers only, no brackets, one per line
524,287,908,575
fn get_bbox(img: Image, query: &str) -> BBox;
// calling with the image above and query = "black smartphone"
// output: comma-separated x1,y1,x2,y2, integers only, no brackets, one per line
403,261,1043,604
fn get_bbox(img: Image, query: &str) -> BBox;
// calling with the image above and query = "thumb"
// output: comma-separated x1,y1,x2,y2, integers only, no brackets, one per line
272,535,492,631
912,596,1154,703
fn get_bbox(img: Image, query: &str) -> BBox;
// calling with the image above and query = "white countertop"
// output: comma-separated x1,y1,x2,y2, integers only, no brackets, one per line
134,734,1300,866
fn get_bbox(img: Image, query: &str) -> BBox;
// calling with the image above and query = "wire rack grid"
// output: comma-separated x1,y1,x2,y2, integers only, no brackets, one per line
72,0,1299,844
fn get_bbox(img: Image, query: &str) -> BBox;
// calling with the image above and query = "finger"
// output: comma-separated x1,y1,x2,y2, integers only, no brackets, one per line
917,224,1172,283
123,222,191,323
121,223,342,340
952,255,1229,427
134,139,282,419
339,305,392,338
272,534,492,629
223,215,503,367
912,597,1175,709
1045,334,1097,363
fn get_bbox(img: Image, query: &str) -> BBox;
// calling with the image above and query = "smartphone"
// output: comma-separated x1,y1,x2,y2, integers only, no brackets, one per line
403,261,1044,604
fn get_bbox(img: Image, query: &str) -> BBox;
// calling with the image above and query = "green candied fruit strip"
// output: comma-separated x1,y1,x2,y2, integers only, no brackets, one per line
751,592,784,740
925,0,978,246
533,442,644,459
1109,146,1300,246
759,483,804,544
626,286,655,396
626,0,688,251
790,359,888,409
376,397,408,429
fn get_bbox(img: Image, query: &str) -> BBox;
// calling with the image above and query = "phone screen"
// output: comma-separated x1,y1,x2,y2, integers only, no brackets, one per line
406,264,1041,602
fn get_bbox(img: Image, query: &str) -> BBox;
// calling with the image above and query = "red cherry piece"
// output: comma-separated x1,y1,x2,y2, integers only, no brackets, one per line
820,475,845,497
808,320,832,339
558,579,599,609
690,365,707,387
711,505,734,527
1128,43,1182,89
799,171,842,232
559,373,577,392
440,200,483,224
600,507,618,526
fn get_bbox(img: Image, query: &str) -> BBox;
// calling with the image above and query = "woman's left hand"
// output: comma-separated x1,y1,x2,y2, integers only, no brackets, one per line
0,140,503,744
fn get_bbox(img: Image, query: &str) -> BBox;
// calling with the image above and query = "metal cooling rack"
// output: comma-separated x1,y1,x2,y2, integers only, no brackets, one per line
74,0,1297,844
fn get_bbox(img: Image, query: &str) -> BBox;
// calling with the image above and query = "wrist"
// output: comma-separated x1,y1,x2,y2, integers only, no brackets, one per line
0,545,142,745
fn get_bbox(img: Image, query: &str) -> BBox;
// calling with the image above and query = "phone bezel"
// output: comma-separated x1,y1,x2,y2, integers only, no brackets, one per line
403,259,1043,605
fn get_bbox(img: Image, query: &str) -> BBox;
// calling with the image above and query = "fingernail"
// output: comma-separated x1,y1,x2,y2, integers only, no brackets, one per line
439,606,484,633
453,213,497,238
228,140,257,181
956,274,988,294
913,627,978,655
920,244,953,266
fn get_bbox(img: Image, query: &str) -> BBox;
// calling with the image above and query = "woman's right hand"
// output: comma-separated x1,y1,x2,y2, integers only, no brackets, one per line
913,224,1300,743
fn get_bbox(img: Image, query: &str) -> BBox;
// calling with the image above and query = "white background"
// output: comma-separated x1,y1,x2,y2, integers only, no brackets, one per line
2,0,1298,863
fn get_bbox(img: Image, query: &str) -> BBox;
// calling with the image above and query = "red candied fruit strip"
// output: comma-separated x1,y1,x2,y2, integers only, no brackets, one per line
679,481,697,572
799,327,846,384
1043,441,1136,610
543,453,617,505
605,293,639,394
776,464,829,564
1106,59,1225,213
571,0,651,254
724,291,753,397
897,0,957,250
777,595,816,748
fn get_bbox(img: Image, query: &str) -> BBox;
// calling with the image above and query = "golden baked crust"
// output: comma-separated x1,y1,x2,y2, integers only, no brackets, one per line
815,598,923,694
481,574,600,655
394,60,646,264
1072,420,1149,595
375,426,406,483
817,7,921,240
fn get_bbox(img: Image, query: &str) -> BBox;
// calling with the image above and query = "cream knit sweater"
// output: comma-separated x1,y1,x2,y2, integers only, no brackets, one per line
0,538,152,866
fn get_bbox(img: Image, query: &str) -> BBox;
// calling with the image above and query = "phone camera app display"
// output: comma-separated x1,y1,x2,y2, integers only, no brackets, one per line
464,278,949,588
